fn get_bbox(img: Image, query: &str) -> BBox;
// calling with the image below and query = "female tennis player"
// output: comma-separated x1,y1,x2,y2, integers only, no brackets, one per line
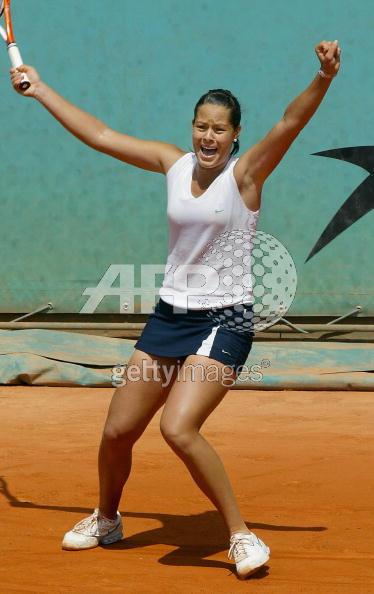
11,39,340,579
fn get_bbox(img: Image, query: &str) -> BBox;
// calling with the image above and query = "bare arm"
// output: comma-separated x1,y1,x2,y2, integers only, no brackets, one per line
10,66,182,173
235,40,342,194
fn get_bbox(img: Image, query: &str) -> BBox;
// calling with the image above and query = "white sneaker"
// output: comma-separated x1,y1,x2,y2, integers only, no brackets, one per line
228,531,270,579
62,508,123,550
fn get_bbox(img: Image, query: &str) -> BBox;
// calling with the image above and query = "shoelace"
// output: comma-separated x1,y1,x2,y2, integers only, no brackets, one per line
73,509,117,537
228,533,258,561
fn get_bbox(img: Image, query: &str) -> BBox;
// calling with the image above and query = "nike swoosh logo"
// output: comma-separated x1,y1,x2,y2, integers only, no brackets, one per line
222,349,231,355
215,209,224,213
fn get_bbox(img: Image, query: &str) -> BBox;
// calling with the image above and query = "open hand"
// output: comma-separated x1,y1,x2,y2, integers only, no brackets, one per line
315,40,341,78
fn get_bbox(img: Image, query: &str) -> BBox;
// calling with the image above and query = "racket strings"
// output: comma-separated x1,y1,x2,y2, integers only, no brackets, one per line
0,2,5,42
0,0,15,44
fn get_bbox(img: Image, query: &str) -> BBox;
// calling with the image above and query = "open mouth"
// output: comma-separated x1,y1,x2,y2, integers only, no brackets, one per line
200,146,217,158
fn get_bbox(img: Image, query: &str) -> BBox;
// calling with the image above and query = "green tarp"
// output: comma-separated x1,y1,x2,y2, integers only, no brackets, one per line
0,329,373,390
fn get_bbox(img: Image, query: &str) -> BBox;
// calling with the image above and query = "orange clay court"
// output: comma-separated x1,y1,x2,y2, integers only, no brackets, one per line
1,386,374,594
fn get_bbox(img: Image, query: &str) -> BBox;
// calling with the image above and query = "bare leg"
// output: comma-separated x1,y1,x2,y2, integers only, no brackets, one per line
98,350,182,519
160,355,250,536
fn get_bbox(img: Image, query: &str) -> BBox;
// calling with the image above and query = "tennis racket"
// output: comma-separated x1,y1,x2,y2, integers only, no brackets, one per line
0,0,30,90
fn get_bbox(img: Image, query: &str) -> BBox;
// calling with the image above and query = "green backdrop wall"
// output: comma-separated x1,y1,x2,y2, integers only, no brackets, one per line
0,0,372,316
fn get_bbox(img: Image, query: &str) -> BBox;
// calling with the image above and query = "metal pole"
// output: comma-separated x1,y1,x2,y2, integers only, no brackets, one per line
11,303,53,323
326,305,362,326
277,317,309,334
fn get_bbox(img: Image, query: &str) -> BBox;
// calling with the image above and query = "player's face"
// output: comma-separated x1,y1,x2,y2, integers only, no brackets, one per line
192,103,240,169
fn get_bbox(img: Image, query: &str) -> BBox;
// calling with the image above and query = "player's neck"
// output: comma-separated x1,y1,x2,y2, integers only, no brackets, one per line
193,159,229,188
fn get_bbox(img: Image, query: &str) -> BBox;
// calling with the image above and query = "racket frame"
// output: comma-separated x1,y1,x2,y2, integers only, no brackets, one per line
0,0,30,90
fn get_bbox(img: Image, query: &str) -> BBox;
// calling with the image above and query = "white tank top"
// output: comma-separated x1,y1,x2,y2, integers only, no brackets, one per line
159,152,260,310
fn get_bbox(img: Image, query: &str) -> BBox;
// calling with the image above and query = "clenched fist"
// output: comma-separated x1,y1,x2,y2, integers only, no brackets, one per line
315,40,341,78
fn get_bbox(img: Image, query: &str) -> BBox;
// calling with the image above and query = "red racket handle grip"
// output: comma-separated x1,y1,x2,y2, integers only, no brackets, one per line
8,42,30,90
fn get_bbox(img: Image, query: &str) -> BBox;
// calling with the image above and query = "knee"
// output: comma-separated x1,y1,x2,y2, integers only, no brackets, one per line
102,422,140,446
159,420,196,452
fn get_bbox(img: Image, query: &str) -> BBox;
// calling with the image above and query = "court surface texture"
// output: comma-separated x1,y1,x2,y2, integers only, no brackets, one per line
1,386,373,594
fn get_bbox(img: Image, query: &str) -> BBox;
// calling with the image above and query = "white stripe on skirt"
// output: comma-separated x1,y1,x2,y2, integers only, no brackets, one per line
196,326,220,356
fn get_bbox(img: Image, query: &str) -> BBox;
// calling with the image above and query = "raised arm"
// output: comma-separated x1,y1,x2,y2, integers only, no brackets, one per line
234,40,341,208
10,65,183,174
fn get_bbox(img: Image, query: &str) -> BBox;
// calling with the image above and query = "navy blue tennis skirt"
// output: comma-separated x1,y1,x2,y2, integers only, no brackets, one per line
135,298,255,372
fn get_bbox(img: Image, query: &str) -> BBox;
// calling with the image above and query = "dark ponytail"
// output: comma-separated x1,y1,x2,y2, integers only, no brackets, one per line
193,89,241,156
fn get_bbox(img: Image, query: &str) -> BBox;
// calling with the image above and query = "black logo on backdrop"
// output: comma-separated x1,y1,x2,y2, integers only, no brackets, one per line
306,146,374,262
